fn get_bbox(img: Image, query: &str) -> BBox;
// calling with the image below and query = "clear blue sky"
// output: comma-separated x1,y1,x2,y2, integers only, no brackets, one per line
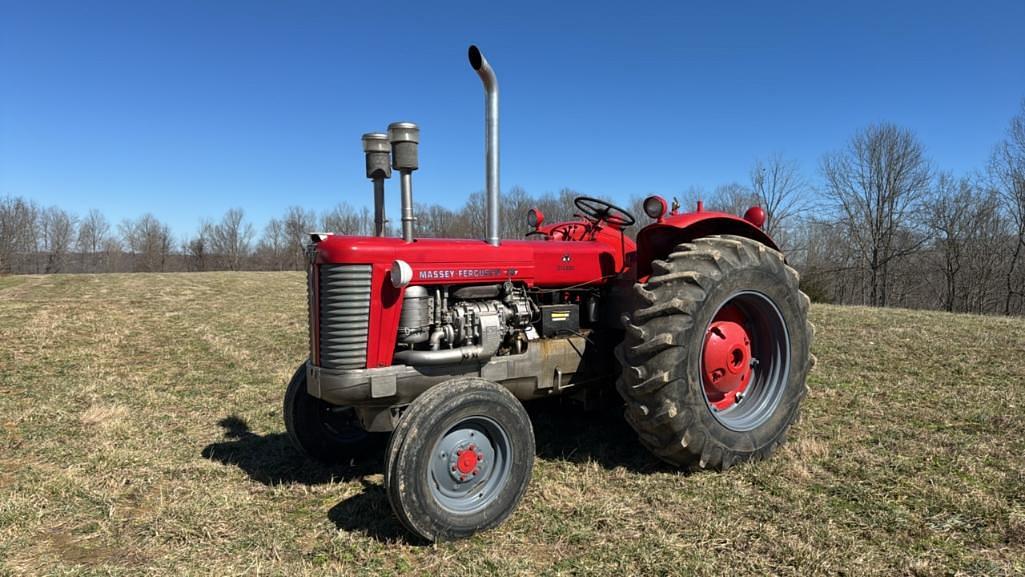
2,0,1024,239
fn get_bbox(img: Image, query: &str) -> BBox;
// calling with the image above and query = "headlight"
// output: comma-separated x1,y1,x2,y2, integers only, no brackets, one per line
390,259,413,288
527,208,545,228
643,196,667,220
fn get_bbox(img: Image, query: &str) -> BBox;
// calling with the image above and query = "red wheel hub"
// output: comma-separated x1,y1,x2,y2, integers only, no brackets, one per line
702,306,752,410
455,446,479,475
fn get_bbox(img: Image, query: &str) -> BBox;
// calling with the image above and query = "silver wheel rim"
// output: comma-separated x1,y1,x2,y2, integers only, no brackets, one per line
428,416,512,514
701,290,791,432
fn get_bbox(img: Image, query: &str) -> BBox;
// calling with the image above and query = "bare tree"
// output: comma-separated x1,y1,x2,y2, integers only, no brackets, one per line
256,217,290,270
926,173,975,311
185,220,213,272
821,123,932,306
100,236,122,273
750,153,807,239
76,209,110,254
39,206,77,273
322,202,368,236
416,203,460,238
988,100,1025,315
709,182,758,215
458,191,488,240
0,196,38,274
531,188,583,225
76,209,110,271
120,214,172,272
500,185,533,239
960,188,1006,314
283,206,317,270
209,208,253,271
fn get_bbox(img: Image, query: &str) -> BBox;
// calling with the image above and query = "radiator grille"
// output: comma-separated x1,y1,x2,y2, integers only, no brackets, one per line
315,264,372,370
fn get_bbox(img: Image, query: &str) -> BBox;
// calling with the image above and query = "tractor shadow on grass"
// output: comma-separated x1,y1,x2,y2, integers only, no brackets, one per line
200,415,383,486
326,396,672,544
203,395,671,545
527,396,672,474
327,480,415,543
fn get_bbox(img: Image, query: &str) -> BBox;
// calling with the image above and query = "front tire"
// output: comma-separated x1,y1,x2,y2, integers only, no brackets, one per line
384,377,535,542
283,362,384,464
615,235,813,470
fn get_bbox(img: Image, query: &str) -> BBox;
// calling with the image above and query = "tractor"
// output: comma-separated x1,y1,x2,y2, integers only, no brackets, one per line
284,45,813,542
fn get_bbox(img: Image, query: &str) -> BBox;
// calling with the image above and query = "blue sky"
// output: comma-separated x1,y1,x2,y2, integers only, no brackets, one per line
2,0,1024,238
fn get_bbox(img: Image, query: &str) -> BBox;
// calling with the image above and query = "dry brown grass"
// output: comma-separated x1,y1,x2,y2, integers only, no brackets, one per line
1,272,1023,576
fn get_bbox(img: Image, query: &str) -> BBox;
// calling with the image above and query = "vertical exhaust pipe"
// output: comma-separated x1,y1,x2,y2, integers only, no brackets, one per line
361,133,391,237
388,122,420,242
468,45,500,246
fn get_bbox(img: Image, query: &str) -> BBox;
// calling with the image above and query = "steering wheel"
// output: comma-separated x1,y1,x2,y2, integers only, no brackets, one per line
574,196,636,227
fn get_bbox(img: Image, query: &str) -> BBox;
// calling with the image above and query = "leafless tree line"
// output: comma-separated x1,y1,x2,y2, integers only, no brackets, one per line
3,102,1024,315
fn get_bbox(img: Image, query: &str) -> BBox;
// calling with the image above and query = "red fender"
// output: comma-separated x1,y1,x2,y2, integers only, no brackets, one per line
634,211,778,280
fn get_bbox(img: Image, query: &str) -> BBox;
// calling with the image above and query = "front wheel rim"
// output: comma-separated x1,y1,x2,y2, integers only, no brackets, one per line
699,291,791,432
428,416,512,514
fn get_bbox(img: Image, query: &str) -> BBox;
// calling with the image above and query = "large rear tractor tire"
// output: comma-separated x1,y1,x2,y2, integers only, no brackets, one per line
384,377,535,542
283,362,385,464
616,235,813,470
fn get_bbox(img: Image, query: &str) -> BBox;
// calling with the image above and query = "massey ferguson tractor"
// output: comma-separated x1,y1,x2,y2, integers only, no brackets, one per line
284,46,812,542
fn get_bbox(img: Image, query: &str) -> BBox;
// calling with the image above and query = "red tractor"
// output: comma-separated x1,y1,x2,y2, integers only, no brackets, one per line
285,46,812,542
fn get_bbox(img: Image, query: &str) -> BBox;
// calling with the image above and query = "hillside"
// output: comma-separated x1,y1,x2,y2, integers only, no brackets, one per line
1,272,1023,576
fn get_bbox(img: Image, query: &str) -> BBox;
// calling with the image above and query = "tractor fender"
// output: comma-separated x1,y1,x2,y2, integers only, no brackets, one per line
633,211,779,280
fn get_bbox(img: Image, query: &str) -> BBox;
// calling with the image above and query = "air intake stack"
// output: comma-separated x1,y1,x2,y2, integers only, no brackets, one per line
388,122,420,243
361,133,391,237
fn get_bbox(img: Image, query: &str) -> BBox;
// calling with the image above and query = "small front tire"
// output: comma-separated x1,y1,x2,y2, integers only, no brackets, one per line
283,361,385,464
384,377,535,542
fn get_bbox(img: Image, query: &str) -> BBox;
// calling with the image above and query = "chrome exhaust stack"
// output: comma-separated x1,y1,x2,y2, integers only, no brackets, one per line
388,122,420,243
468,45,500,247
361,132,391,237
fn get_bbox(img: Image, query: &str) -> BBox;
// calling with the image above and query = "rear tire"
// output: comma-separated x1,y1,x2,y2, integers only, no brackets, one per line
615,235,813,470
384,377,535,542
283,361,385,464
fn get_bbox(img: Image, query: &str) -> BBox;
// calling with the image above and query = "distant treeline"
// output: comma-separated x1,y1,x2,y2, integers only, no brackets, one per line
3,103,1024,316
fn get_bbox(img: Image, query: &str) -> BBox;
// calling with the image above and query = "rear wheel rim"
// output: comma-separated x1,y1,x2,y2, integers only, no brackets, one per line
428,416,512,514
700,290,790,432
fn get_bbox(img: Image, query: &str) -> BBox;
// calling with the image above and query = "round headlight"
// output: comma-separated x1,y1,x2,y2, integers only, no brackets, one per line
643,195,667,220
527,208,545,228
390,259,413,288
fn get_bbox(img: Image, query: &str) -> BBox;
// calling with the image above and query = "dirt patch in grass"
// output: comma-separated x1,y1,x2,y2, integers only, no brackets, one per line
1,272,1023,576
45,528,148,569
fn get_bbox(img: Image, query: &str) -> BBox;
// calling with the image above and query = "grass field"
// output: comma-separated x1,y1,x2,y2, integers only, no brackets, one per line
1,272,1024,576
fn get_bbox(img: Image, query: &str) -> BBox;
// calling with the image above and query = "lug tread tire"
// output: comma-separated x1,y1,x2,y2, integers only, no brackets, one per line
615,235,813,471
